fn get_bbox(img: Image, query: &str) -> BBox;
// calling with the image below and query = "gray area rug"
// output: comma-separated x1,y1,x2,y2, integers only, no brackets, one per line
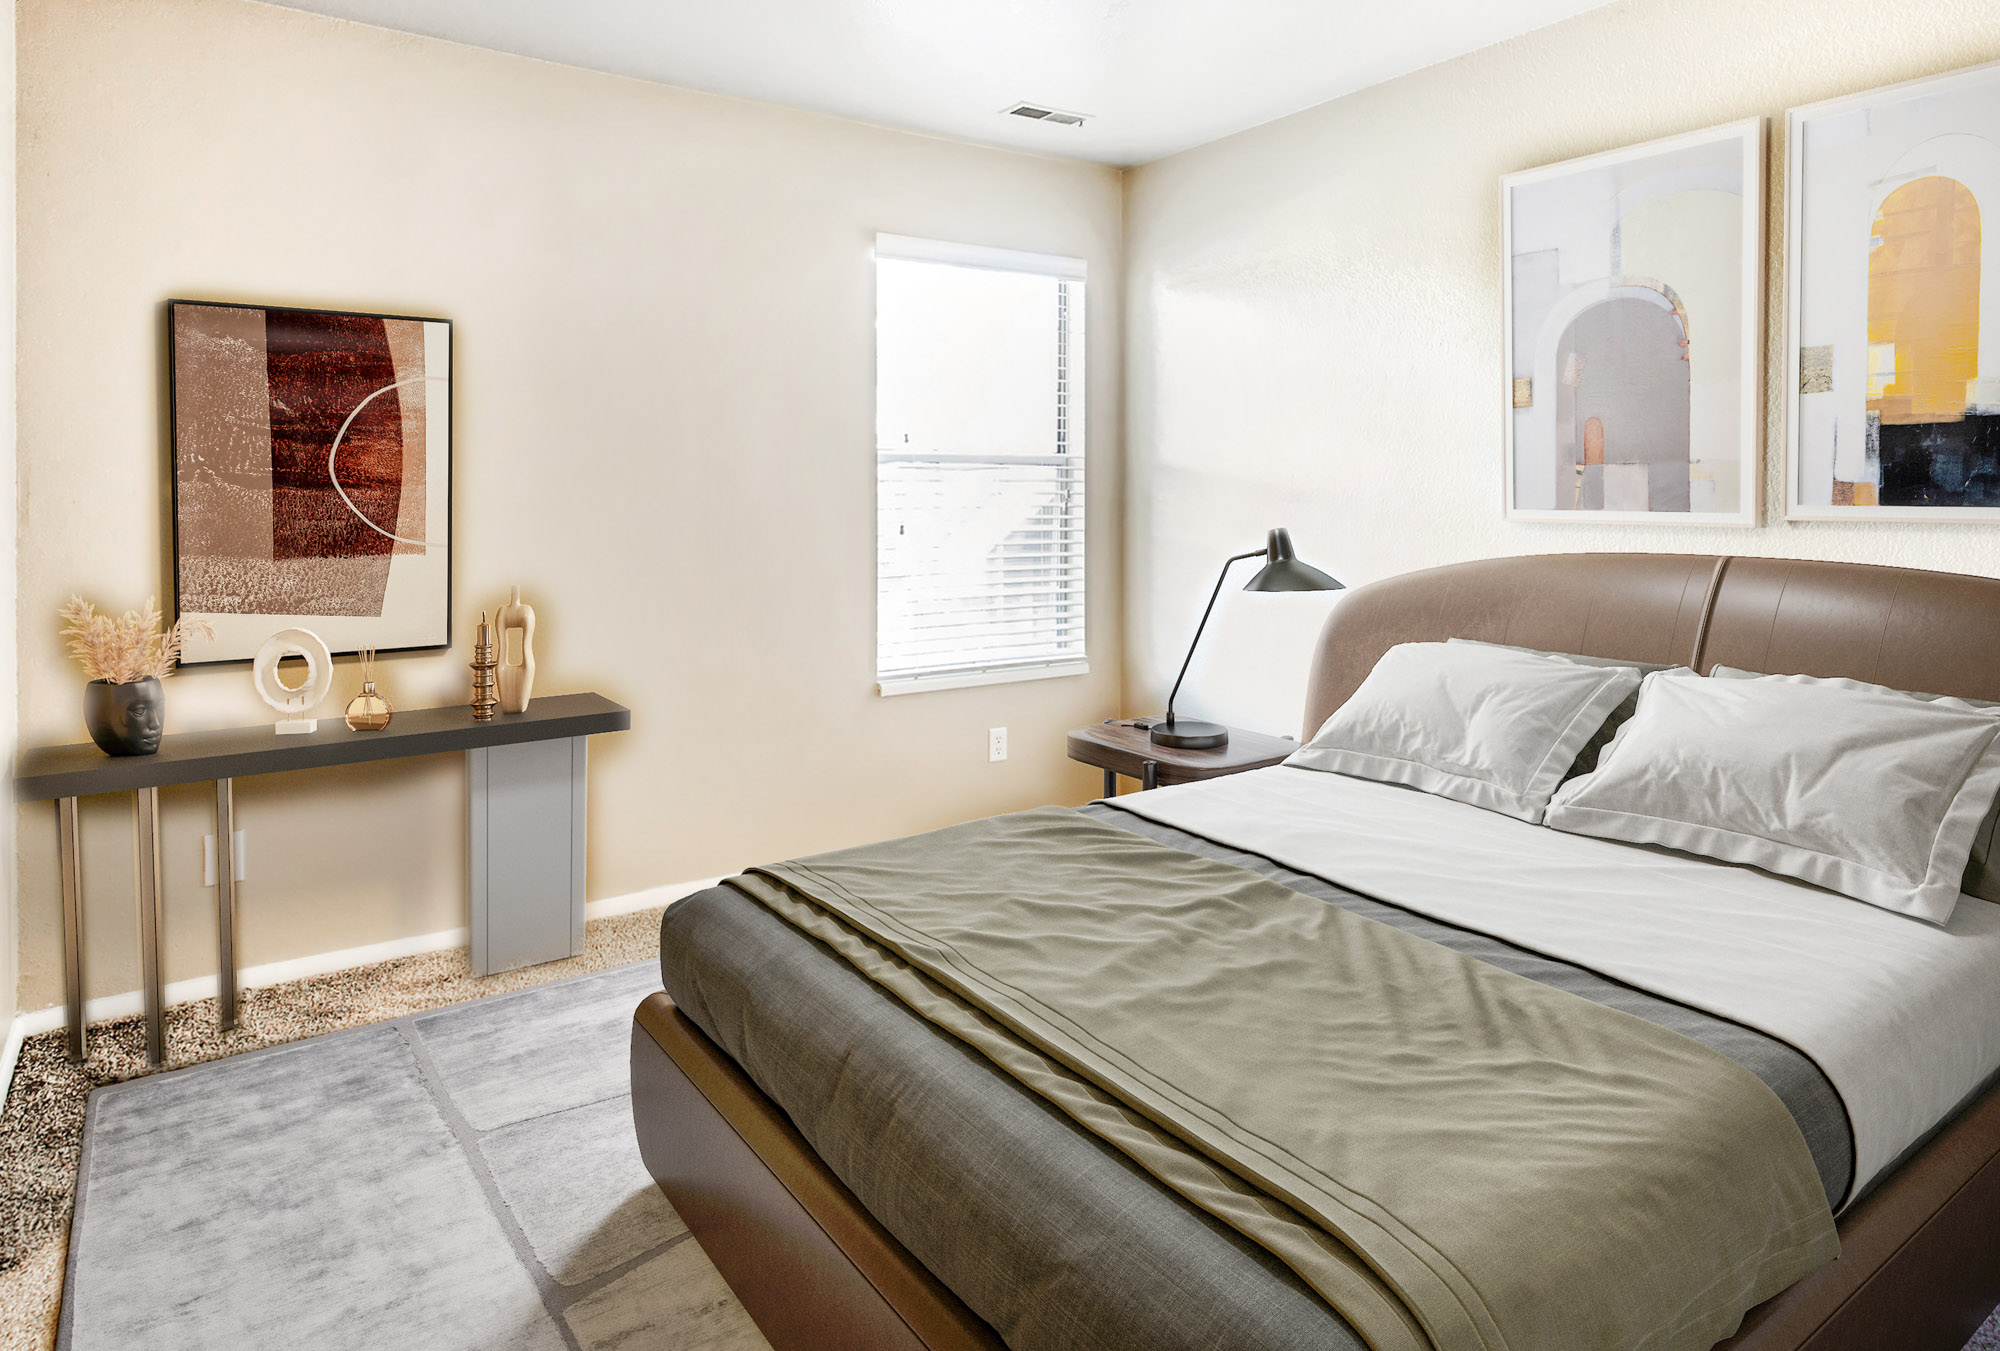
57,961,771,1351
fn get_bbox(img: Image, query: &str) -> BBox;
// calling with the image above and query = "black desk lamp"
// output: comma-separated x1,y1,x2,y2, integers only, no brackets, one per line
1152,528,1344,749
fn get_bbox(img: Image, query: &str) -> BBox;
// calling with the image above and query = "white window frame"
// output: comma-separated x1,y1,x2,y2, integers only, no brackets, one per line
874,233,1088,696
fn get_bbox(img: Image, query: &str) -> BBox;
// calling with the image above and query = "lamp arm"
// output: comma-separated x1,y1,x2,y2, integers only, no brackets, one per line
1164,549,1266,729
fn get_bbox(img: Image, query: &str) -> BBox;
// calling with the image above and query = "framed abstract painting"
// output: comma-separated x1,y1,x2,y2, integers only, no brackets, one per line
1502,118,1765,524
169,301,452,663
1785,59,2000,521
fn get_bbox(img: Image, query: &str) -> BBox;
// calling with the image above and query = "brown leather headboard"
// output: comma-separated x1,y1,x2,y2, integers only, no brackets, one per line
1300,553,2000,739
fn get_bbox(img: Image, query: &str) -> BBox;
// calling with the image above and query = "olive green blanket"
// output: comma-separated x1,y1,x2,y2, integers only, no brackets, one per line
733,807,1837,1351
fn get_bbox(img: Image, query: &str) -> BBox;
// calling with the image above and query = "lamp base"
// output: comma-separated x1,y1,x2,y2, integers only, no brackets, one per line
1149,719,1228,750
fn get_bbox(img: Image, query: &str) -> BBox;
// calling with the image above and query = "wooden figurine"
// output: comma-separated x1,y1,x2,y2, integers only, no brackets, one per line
496,585,536,715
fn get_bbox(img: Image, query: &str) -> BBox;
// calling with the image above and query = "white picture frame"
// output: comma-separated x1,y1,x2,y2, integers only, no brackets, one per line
1784,59,2000,522
1502,117,1765,525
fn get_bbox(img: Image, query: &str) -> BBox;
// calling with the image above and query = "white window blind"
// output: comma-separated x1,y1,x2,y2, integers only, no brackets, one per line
875,235,1086,691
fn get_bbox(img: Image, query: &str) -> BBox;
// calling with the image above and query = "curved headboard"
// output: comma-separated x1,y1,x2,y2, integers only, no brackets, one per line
1300,553,2000,740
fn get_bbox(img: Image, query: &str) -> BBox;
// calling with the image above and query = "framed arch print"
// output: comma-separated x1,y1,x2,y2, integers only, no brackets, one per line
1785,59,2000,521
1502,118,1765,524
168,300,452,663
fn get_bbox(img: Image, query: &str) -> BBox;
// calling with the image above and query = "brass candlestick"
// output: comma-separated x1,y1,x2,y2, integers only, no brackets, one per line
470,612,499,722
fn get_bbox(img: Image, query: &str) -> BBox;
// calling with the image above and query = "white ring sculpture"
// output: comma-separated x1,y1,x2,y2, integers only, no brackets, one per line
253,628,334,734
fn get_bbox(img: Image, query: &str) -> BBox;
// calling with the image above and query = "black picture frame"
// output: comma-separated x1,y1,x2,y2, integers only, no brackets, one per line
166,298,454,665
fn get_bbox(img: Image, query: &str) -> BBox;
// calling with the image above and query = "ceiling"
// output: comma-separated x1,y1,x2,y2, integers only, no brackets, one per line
264,0,1609,166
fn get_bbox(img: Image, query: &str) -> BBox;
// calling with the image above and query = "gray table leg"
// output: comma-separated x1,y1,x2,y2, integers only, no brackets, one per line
135,787,165,1065
1102,768,1117,799
467,736,588,977
1142,760,1158,792
215,778,237,1032
57,797,84,1064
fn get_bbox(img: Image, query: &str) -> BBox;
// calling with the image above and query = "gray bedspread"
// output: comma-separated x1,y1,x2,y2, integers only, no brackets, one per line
658,802,1853,1351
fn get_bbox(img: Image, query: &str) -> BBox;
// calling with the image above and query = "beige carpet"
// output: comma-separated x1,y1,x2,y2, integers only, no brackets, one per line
0,907,673,1351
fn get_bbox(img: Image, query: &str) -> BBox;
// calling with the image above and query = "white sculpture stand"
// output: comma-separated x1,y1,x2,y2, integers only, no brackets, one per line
253,628,334,735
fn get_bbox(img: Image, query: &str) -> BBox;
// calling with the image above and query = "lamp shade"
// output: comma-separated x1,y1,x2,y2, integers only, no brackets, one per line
1241,528,1343,593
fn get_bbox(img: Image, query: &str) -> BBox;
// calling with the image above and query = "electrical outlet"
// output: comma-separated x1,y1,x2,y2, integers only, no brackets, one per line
989,727,1008,762
203,831,249,885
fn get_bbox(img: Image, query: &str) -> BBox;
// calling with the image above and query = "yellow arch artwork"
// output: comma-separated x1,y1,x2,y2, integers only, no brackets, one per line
1858,175,1982,506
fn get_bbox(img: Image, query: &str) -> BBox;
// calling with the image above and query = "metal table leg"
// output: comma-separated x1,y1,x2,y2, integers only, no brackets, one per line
1141,760,1159,792
135,787,165,1065
57,798,84,1064
215,779,237,1032
1102,768,1117,799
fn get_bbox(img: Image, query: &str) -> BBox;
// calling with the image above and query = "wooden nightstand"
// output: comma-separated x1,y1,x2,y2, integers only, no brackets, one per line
1066,719,1298,796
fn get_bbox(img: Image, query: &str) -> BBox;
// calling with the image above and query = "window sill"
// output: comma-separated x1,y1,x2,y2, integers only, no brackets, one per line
877,661,1090,697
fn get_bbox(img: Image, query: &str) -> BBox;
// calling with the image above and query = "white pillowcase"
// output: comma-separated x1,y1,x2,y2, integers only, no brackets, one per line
1286,641,1642,823
1544,669,2000,925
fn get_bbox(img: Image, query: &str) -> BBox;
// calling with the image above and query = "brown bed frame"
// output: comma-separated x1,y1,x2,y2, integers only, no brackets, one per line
632,552,2000,1351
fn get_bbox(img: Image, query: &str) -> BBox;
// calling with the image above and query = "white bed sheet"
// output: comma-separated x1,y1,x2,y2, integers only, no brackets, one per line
1113,765,2000,1203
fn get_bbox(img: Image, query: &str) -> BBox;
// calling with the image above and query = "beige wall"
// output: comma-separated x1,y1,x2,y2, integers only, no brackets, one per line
1,0,15,1039
1123,0,2000,739
13,0,1122,1014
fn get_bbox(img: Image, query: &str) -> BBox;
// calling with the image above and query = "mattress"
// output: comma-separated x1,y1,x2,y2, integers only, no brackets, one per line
1118,767,2000,1202
660,796,1865,1351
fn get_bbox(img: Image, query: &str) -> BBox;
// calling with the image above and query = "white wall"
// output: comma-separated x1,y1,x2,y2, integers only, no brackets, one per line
13,0,1122,1015
1123,0,2000,739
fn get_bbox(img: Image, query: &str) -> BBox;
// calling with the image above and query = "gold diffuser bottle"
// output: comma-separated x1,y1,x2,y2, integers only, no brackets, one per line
344,645,394,731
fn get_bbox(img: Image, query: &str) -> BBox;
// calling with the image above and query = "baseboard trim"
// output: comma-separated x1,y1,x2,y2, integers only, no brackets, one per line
14,925,471,1037
0,1016,25,1102
13,877,720,1038
585,877,722,920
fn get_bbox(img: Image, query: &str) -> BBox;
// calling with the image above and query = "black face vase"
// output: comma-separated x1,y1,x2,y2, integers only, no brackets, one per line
85,677,164,756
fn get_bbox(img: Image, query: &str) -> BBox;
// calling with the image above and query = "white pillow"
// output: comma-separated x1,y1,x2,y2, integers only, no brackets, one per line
1286,641,1642,823
1544,669,2000,924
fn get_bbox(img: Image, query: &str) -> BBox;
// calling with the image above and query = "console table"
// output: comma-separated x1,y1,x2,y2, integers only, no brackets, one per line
15,692,631,1066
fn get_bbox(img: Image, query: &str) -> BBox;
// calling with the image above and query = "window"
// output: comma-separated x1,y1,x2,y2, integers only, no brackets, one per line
874,235,1086,693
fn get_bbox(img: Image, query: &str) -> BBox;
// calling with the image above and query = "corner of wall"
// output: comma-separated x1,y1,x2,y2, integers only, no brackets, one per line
1114,160,1141,721
2,0,23,1087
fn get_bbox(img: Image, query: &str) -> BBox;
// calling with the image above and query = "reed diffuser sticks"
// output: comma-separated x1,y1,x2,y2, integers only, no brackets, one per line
345,645,393,731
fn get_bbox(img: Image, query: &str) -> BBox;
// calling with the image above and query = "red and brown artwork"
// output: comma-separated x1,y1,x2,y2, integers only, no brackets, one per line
171,302,451,663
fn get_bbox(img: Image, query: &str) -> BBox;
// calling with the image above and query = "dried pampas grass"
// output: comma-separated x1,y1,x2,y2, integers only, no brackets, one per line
57,597,212,684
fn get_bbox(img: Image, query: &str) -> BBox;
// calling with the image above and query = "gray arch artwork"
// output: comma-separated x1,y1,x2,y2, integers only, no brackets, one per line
1502,117,1762,524
1554,294,1692,511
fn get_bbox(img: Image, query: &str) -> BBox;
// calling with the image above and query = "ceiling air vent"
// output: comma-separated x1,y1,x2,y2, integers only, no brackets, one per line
1005,102,1087,127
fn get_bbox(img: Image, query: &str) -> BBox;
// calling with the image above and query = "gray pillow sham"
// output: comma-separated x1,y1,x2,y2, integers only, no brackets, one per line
1447,639,1677,780
1709,666,2000,906
1290,642,1642,823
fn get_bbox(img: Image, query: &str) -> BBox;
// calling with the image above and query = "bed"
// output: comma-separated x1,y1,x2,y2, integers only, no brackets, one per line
629,552,2000,1351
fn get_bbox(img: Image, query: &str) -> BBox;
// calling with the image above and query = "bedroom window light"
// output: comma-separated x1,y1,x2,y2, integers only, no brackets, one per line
874,234,1087,694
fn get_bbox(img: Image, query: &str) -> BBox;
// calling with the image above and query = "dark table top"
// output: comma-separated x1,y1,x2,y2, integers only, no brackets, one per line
16,692,631,801
1066,719,1298,786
